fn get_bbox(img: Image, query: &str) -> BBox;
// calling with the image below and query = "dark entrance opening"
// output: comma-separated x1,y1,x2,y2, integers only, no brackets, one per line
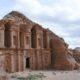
26,57,30,68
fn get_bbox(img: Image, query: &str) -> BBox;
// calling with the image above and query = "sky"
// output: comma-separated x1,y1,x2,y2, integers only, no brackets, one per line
0,0,80,49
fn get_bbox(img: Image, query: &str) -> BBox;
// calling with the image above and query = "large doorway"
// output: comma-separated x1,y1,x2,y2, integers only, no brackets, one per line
26,57,30,68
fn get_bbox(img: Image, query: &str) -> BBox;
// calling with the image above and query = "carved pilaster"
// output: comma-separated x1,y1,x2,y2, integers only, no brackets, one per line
0,26,5,48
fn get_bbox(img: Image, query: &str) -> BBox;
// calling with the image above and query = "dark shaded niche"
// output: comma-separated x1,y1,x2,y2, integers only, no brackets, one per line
31,27,36,48
4,23,11,47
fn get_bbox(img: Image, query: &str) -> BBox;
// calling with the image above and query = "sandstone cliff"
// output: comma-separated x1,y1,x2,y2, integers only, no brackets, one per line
50,36,80,70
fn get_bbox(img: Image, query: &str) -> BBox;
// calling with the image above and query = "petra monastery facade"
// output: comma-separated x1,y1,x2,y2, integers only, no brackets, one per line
0,11,80,73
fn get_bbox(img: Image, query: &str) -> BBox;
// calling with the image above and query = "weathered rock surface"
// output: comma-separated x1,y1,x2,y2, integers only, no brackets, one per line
50,37,80,70
73,47,80,64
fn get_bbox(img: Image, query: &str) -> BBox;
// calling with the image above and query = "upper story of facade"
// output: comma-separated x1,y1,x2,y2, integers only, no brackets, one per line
0,11,67,50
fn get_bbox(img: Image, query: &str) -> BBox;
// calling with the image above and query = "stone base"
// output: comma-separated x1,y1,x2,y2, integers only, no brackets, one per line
0,76,8,80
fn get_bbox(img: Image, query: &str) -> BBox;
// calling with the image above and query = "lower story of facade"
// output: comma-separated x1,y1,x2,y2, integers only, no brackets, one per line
0,48,51,73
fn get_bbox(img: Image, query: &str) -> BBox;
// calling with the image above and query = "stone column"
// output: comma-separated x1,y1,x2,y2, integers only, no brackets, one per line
18,27,20,48
11,53,15,72
17,51,21,72
23,51,26,70
17,50,24,72
0,52,5,72
0,28,5,48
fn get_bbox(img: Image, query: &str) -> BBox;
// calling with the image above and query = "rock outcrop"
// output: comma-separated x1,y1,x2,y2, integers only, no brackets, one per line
50,36,80,70
73,47,80,63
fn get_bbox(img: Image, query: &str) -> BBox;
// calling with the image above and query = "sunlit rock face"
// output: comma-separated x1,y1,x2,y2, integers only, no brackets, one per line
0,11,80,73
50,36,80,70
73,47,80,64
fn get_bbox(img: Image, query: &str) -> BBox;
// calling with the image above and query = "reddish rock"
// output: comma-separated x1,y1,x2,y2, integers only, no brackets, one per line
0,11,79,73
73,47,80,63
50,37,79,70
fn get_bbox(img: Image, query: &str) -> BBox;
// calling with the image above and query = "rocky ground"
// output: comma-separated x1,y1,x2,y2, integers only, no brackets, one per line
7,70,80,80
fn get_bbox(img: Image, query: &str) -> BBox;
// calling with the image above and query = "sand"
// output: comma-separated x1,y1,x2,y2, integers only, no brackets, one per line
8,70,80,80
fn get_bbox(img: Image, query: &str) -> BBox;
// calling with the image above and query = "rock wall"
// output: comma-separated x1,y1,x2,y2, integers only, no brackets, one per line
50,37,80,70
73,47,80,63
